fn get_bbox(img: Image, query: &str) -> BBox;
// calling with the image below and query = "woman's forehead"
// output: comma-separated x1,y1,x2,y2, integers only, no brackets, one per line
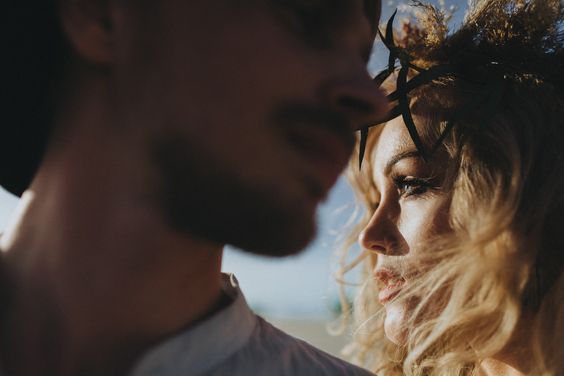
372,117,448,177
374,118,418,162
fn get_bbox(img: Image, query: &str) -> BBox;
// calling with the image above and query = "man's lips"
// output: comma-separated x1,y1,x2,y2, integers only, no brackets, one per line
271,103,355,192
285,123,354,188
374,268,406,305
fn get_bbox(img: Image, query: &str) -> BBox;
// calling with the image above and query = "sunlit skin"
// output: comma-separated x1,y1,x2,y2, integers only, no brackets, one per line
359,117,533,375
359,116,452,344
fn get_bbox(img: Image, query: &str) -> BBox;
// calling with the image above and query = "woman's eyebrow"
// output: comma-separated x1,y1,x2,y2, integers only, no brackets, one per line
384,150,421,175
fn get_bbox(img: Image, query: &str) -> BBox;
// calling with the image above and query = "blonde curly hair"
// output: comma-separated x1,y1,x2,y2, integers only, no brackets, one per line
338,1,564,375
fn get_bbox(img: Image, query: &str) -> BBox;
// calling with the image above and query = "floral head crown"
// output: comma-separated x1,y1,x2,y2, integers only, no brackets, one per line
357,0,564,168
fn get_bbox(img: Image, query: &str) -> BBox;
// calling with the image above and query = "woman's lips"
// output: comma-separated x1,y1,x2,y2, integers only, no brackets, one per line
378,280,405,304
374,268,406,305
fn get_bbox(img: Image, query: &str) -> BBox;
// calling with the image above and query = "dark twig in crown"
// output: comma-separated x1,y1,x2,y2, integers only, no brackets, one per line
358,0,564,169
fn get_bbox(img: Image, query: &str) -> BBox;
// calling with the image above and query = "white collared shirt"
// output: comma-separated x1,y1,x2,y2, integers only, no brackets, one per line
0,274,373,376
129,273,373,376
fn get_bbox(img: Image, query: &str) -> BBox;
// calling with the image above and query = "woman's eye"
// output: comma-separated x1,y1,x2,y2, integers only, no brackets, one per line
393,177,433,198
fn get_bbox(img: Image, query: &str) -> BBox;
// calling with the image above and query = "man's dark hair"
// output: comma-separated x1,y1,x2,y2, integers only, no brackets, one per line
1,1,67,196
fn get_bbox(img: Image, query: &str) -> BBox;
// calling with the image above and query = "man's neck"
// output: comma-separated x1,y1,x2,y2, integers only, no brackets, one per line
1,191,225,376
0,84,226,375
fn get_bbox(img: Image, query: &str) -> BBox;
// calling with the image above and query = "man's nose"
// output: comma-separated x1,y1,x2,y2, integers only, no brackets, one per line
324,75,389,131
359,206,405,256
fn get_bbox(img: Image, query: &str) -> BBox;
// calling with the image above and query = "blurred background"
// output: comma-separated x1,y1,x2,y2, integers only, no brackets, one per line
0,0,469,358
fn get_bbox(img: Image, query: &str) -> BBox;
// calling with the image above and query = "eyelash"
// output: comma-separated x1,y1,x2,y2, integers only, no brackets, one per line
392,176,436,198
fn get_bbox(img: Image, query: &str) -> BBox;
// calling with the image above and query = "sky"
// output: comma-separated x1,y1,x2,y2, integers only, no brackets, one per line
0,0,471,319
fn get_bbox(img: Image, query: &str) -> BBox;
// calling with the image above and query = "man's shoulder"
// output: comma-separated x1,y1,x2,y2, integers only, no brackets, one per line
210,316,373,376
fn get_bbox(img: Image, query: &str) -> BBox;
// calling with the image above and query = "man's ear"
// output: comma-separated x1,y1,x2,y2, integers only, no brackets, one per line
59,0,116,64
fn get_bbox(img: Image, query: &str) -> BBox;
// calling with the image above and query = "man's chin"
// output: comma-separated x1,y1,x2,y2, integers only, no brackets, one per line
219,207,317,257
152,132,323,256
234,225,316,257
165,193,318,257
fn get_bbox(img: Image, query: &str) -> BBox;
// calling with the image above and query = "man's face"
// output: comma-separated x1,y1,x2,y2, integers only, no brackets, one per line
111,0,386,255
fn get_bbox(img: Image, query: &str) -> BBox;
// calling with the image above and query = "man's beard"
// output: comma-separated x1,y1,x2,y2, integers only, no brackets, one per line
150,134,316,256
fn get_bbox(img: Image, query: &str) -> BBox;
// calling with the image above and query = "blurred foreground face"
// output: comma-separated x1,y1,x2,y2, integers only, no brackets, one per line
359,118,452,344
112,0,385,255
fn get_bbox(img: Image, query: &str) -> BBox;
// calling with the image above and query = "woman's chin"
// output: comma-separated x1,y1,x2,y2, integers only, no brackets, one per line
384,301,409,345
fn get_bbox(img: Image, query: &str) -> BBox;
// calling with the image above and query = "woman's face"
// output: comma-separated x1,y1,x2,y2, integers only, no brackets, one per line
359,117,453,344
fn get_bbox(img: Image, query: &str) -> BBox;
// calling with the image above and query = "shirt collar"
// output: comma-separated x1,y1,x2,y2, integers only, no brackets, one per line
129,273,257,376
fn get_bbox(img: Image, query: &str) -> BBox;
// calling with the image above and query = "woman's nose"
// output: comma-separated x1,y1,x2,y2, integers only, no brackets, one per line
359,206,405,256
